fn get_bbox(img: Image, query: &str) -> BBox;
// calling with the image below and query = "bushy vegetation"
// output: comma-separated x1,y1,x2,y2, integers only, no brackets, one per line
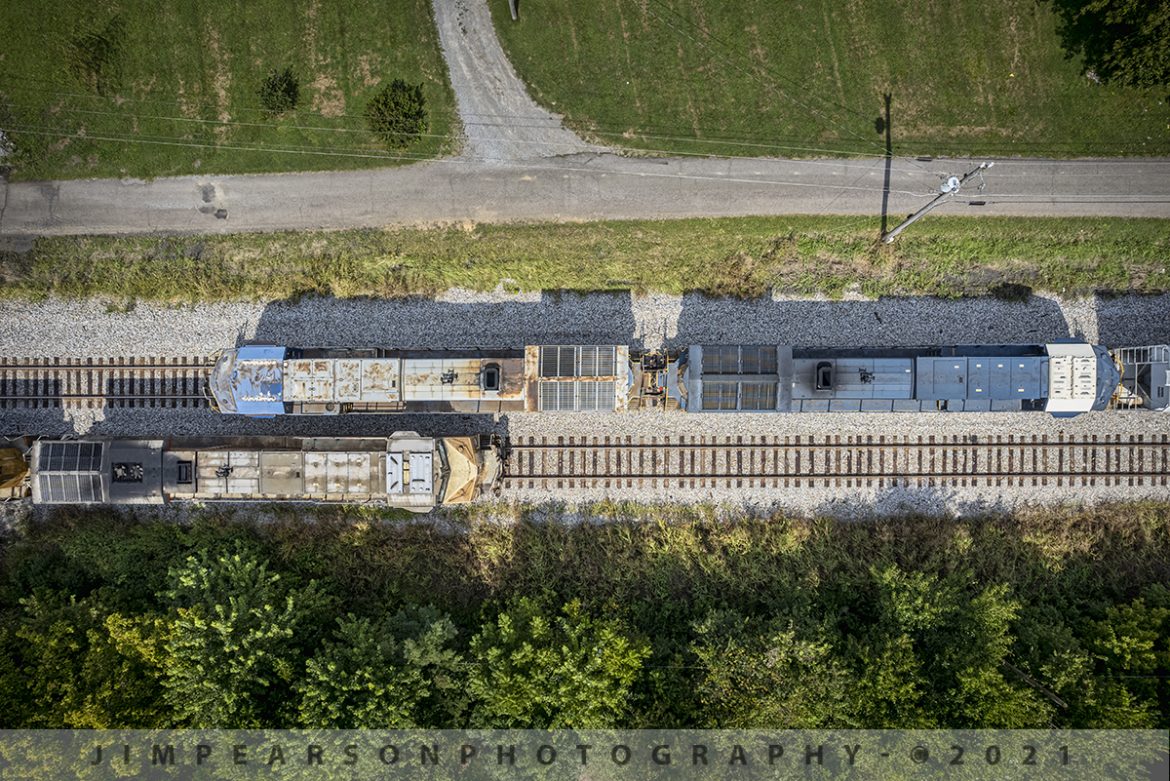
0,502,1166,728
258,67,299,116
2,216,1167,302
364,78,428,148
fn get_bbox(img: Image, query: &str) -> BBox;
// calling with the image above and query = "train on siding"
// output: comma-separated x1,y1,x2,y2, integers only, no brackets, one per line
0,433,503,511
206,342,1170,419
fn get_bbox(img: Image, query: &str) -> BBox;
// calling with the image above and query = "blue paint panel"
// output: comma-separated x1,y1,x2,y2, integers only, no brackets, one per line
917,355,1046,401
230,346,287,417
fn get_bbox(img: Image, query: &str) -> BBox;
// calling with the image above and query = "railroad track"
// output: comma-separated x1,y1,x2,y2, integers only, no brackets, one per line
0,356,215,409
500,433,1170,490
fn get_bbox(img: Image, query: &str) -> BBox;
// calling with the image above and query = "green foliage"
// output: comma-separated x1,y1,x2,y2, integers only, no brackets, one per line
364,79,428,148
297,607,463,728
0,0,458,180
691,611,853,727
1047,0,1170,87
13,592,167,727
258,67,300,115
159,544,329,727
469,598,650,727
0,505,1166,728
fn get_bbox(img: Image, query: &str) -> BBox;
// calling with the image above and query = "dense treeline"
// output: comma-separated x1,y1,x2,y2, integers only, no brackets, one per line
0,503,1167,729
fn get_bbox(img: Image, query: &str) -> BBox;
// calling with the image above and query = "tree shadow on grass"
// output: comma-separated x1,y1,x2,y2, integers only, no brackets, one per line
1043,0,1170,88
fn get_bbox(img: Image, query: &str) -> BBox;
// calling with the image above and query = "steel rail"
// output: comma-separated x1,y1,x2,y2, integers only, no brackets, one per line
500,434,1170,489
0,355,214,409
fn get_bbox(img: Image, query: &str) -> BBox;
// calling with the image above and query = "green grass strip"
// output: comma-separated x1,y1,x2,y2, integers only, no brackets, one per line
2,215,1168,302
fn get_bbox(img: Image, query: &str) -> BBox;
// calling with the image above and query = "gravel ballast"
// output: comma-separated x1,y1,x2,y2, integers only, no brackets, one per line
2,291,1168,518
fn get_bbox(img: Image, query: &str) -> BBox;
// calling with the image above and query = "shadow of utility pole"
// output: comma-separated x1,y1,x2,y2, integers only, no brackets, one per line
876,92,892,237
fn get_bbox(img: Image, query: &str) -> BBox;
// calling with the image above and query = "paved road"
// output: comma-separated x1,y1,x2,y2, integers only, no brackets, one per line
2,154,1167,238
0,0,1167,238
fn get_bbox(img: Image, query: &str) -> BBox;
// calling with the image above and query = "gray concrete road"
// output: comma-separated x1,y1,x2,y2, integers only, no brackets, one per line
1,154,1168,238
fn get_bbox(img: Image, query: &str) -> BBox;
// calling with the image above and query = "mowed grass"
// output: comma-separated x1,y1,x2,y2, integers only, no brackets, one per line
490,0,1170,158
0,0,458,180
2,215,1167,301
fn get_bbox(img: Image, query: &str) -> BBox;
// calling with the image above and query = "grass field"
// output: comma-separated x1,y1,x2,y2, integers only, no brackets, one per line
490,0,1170,158
2,215,1167,301
0,0,458,180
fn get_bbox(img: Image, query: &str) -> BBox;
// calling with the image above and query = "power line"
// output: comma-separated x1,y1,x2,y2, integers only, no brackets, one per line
638,0,908,166
3,74,1163,161
0,76,920,162
2,124,935,198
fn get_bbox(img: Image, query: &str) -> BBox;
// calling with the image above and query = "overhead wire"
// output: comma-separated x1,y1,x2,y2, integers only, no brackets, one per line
2,123,936,198
1,75,1162,162
0,76,915,162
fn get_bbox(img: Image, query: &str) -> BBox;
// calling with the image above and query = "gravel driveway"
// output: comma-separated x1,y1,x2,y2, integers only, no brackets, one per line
432,0,602,161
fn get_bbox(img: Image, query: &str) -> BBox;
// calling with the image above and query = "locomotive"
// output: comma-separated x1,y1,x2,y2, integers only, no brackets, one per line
1,433,503,510
206,342,1169,418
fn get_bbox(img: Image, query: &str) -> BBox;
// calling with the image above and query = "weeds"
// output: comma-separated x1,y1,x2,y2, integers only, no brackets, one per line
1,216,1167,301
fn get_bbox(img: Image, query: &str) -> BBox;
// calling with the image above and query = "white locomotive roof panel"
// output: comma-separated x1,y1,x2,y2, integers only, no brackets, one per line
195,449,387,498
401,358,487,402
386,439,437,508
1045,342,1098,413
283,358,401,404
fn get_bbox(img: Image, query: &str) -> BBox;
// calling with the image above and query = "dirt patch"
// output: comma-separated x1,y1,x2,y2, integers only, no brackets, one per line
205,26,233,132
176,80,199,119
310,74,345,117
303,0,321,66
356,54,380,87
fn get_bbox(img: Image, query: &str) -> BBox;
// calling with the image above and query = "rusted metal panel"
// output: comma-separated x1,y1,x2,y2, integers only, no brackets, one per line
359,358,400,402
334,359,362,402
303,451,328,493
285,359,335,402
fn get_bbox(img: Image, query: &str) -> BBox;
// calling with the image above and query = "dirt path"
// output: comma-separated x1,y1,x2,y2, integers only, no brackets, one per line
432,0,602,161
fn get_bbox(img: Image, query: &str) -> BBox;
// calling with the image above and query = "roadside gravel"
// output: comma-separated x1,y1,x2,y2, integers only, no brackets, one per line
2,291,1167,517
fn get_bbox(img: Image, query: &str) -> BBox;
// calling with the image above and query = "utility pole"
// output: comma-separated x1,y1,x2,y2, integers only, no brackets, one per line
882,161,993,244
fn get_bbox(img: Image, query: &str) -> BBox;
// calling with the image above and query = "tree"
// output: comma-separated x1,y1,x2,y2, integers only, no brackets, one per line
468,598,649,728
365,79,427,148
855,566,1052,728
158,545,328,727
690,610,854,728
12,592,167,727
259,67,299,116
1047,0,1170,87
297,607,463,728
1083,585,1170,720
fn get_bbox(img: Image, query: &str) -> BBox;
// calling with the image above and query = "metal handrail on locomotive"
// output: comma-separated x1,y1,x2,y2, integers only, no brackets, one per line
1,434,503,510
206,342,1170,417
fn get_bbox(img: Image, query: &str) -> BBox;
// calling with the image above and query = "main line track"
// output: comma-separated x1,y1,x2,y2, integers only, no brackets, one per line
0,357,214,409
501,434,1170,490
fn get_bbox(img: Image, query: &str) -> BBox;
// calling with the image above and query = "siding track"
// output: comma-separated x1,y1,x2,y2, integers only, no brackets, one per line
501,434,1170,491
0,357,214,409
